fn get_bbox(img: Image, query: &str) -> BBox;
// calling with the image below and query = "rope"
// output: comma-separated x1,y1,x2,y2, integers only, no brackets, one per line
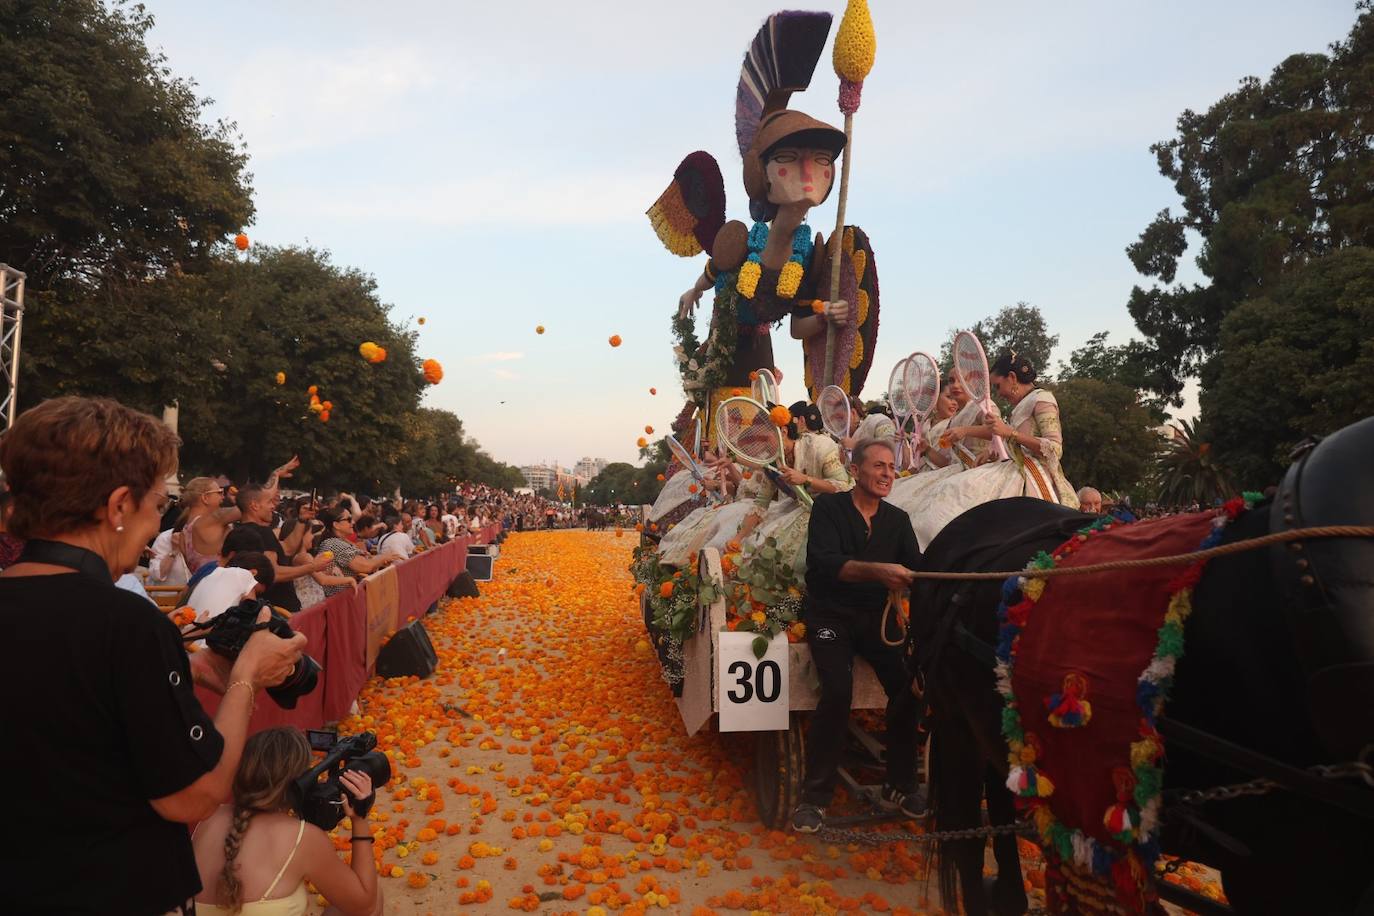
909,524,1374,582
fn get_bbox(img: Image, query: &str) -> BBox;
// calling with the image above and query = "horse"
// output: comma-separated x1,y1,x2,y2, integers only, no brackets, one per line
911,415,1374,916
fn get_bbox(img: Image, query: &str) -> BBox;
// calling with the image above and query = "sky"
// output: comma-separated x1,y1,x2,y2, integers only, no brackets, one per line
145,0,1362,468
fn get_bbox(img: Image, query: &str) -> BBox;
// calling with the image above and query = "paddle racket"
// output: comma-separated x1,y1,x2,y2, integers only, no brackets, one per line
665,433,721,505
953,331,1010,461
902,351,941,471
716,395,813,508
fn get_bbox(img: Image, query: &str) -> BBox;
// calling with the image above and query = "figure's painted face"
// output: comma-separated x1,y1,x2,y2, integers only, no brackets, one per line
765,147,836,207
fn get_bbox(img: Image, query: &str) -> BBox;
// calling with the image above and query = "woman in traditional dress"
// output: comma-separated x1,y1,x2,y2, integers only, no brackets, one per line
652,455,755,567
915,385,960,470
895,351,1079,548
727,402,853,576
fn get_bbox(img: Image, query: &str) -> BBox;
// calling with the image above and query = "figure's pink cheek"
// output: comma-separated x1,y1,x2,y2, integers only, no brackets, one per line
824,169,831,179
777,167,788,177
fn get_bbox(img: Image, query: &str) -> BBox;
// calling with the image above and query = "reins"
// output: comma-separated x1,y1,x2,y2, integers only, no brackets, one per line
909,524,1374,582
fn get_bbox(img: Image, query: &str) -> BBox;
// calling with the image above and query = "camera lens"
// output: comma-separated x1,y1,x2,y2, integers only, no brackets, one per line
266,654,321,709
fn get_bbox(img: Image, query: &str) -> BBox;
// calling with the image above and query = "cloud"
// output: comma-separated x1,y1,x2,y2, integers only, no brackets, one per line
490,368,520,381
472,352,525,362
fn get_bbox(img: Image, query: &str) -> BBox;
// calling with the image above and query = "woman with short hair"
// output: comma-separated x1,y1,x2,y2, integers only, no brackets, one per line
1,396,305,915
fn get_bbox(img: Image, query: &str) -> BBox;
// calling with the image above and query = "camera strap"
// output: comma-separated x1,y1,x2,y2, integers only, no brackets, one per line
18,539,116,584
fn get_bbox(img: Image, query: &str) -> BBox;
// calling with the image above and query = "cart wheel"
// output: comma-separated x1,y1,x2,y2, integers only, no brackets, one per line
752,713,805,828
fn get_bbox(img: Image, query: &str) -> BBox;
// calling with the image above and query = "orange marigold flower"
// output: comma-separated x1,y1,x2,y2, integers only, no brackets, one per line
769,405,792,428
608,334,622,347
659,581,674,599
644,425,654,434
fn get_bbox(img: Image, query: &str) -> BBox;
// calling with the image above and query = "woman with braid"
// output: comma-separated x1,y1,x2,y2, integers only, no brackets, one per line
193,728,381,916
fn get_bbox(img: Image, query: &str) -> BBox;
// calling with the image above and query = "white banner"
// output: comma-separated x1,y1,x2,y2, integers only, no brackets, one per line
717,631,789,731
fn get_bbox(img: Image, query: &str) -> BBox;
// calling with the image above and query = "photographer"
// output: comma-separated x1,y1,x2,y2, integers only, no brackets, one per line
192,728,381,916
0,396,307,915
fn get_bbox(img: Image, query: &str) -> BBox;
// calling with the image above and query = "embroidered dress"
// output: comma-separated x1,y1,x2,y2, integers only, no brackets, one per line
892,388,1078,549
735,433,854,578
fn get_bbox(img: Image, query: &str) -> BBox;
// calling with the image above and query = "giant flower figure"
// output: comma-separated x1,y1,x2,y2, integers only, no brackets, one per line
422,359,444,385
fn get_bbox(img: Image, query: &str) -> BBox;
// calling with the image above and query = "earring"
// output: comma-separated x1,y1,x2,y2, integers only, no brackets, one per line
116,525,125,532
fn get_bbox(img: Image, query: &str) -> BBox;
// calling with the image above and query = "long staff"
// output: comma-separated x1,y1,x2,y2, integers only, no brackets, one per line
822,0,877,386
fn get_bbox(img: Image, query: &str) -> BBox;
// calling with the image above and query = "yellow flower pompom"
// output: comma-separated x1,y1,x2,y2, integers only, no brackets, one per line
274,371,285,385
359,341,378,360
833,0,876,81
769,405,792,428
736,260,761,299
636,437,647,448
849,334,864,370
776,260,804,299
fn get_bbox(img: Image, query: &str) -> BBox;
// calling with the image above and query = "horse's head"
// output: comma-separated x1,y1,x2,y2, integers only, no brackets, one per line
1270,414,1374,759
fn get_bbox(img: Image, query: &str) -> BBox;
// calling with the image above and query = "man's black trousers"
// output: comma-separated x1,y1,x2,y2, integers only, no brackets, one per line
800,603,918,807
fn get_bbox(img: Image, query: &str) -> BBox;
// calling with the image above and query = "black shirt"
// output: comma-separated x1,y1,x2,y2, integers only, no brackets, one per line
805,491,921,615
2,573,223,914
236,521,301,612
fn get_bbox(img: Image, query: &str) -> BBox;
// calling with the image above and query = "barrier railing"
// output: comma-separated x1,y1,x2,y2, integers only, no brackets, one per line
196,523,501,732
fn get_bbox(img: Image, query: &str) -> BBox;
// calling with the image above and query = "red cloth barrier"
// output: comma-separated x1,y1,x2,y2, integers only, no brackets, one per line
194,600,328,731
194,536,483,733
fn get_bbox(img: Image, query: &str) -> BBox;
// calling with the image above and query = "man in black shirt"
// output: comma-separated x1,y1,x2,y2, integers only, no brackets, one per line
793,438,923,832
235,483,332,613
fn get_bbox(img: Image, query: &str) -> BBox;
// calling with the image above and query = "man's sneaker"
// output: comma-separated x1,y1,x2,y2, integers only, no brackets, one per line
880,784,926,819
790,803,825,833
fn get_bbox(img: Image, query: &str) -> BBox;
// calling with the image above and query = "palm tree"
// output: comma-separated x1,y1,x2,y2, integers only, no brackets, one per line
1155,419,1236,508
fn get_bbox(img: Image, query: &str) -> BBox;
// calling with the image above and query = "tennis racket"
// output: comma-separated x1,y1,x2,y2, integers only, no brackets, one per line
665,434,721,504
887,357,913,467
817,384,851,439
953,331,1010,461
902,351,941,471
715,395,813,508
691,416,703,459
751,367,779,407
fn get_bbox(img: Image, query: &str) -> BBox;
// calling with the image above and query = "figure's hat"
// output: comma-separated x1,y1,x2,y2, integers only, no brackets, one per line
735,11,845,220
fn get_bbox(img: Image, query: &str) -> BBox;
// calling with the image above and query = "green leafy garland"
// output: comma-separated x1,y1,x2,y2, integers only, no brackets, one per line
672,276,740,405
629,542,720,684
725,535,805,659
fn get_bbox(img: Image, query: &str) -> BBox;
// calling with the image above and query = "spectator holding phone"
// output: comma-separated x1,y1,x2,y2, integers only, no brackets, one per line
192,727,381,916
0,396,307,915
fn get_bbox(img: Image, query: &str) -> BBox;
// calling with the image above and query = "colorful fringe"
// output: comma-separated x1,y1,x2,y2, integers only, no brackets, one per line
995,500,1253,912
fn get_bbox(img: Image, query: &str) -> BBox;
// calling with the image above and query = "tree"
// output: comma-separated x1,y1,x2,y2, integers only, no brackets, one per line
1053,377,1161,498
0,0,253,289
1199,246,1374,487
1057,332,1170,419
940,302,1058,378
1125,6,1374,400
1155,419,1236,507
582,462,639,506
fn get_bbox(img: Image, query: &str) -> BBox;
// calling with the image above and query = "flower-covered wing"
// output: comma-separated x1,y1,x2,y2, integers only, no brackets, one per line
646,151,726,257
805,226,879,399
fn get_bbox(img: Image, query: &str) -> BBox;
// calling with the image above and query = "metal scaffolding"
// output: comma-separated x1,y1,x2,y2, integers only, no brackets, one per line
0,264,26,430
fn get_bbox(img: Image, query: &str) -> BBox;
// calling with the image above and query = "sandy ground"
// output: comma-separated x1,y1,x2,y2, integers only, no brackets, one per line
301,530,1219,915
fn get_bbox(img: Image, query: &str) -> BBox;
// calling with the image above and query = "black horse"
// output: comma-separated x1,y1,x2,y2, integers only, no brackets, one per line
911,416,1374,916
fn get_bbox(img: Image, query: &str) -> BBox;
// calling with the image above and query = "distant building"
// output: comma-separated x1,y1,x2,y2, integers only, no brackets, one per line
575,456,609,481
520,464,557,492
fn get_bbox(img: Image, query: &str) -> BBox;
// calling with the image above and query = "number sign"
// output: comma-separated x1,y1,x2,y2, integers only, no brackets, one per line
718,632,789,731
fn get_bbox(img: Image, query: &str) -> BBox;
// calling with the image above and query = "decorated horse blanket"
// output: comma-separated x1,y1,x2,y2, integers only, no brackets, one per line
995,505,1245,914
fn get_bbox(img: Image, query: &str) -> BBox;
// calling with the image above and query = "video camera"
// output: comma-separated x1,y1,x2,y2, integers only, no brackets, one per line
195,599,321,709
291,731,392,831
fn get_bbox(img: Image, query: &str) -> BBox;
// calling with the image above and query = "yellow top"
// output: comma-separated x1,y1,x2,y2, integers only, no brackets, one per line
196,819,308,916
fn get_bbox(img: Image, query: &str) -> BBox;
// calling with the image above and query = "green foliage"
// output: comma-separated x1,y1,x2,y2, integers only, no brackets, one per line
391,408,525,497
728,536,803,640
0,0,254,288
1199,247,1374,486
1126,6,1374,398
1053,377,1161,498
1154,418,1236,507
940,302,1059,378
581,441,668,506
1057,332,1170,419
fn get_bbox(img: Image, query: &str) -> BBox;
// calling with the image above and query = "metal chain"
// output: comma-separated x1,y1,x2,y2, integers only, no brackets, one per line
816,819,1033,846
816,762,1374,847
1175,760,1374,806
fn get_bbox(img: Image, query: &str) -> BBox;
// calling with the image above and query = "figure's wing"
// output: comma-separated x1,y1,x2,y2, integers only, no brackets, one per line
735,11,834,157
804,226,880,400
646,151,727,257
